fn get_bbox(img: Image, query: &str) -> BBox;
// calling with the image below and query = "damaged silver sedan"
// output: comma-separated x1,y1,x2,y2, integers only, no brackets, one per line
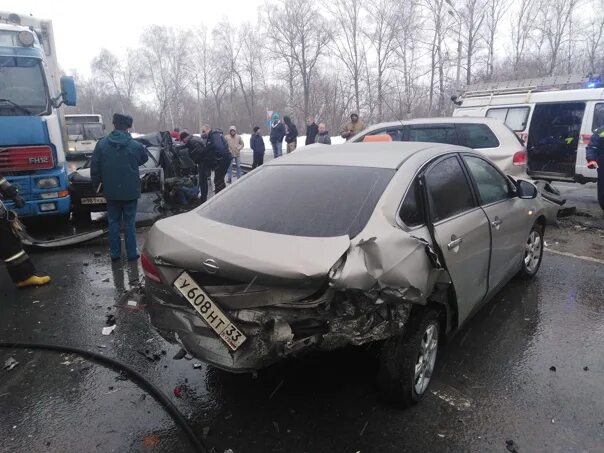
142,142,547,407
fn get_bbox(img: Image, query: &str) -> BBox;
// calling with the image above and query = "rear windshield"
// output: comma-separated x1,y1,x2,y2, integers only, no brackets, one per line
198,165,394,238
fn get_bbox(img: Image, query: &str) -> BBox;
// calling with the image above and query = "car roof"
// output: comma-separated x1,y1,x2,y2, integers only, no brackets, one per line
359,116,505,131
265,142,470,169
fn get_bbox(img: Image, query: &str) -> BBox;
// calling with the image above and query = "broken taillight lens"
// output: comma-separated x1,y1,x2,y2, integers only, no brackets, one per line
141,253,161,282
513,149,527,166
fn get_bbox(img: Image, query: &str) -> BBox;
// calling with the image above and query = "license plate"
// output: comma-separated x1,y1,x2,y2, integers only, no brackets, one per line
81,196,106,205
173,271,246,351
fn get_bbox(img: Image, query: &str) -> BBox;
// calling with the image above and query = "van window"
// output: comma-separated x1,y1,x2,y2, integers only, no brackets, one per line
592,103,604,131
456,123,500,149
486,107,529,131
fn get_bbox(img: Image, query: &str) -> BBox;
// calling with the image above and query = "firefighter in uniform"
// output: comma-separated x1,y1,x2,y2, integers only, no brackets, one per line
0,175,51,288
586,127,604,212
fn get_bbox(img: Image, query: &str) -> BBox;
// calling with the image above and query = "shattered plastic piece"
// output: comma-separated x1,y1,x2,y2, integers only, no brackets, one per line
127,300,138,307
4,357,19,371
102,325,116,335
184,353,193,360
202,426,210,439
359,421,368,436
101,278,110,283
193,363,202,369
106,314,116,326
173,386,182,398
549,366,556,372
115,371,128,381
224,450,234,453
584,366,589,371
437,434,445,438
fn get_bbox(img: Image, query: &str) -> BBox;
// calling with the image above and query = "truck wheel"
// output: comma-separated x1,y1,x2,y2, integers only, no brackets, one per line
517,224,544,279
378,309,440,408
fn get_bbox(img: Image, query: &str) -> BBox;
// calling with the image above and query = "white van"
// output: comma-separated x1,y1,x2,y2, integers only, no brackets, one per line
452,75,601,184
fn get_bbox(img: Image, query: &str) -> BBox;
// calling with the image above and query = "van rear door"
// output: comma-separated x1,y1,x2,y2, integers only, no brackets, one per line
526,102,585,181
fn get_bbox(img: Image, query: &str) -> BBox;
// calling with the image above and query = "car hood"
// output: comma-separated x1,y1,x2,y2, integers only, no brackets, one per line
145,210,351,288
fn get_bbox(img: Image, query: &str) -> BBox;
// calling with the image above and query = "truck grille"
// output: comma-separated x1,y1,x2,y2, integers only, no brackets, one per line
0,146,54,172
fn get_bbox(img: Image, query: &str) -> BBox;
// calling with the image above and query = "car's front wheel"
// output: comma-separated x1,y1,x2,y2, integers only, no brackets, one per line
378,309,440,408
518,224,544,279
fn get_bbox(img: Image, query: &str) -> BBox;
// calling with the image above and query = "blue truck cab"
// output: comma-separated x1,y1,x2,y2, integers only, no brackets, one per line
0,13,76,220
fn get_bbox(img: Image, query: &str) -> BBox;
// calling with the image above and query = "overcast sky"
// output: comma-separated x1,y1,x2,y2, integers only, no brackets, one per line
3,0,264,75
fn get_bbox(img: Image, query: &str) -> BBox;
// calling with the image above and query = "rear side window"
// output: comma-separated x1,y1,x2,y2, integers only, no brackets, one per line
399,180,423,227
456,123,500,149
425,156,476,222
408,126,457,145
487,107,529,131
593,103,604,131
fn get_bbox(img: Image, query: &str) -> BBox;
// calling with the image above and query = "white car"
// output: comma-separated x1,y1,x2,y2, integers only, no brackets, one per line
349,117,528,177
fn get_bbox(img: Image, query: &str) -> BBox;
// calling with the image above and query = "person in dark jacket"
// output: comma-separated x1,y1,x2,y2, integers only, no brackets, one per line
269,113,286,158
91,113,148,261
585,127,604,211
180,132,212,203
305,117,318,145
0,175,50,288
250,126,266,168
314,122,331,145
201,124,232,194
283,115,298,153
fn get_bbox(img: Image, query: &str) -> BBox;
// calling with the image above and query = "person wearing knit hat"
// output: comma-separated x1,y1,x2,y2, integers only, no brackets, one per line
269,113,286,158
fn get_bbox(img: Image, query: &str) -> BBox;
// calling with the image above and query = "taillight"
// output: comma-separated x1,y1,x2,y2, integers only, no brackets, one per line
513,149,527,166
141,253,161,282
0,146,54,172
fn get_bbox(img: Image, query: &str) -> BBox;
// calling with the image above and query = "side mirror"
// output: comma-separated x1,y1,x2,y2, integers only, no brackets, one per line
60,76,77,107
516,179,538,199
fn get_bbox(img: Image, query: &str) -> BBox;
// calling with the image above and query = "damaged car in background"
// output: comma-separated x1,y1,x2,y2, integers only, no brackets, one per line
142,142,547,407
68,131,197,221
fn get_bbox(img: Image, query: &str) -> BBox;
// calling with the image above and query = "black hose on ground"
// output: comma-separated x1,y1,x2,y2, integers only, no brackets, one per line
0,341,207,453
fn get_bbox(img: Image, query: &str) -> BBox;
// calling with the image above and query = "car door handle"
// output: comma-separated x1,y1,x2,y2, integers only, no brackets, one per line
491,217,503,229
447,236,463,250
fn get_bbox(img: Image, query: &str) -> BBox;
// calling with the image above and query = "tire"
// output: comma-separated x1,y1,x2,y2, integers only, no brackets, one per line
517,223,544,279
378,309,440,408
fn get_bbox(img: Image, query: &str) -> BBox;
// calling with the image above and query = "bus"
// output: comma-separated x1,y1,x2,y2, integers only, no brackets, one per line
65,114,105,159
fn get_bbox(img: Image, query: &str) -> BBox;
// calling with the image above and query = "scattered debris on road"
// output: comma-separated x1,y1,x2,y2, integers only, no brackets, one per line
4,357,19,371
173,385,182,398
101,324,116,335
549,366,557,372
506,439,520,452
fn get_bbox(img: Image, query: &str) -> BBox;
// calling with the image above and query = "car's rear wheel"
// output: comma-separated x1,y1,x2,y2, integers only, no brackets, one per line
378,309,440,408
518,224,544,279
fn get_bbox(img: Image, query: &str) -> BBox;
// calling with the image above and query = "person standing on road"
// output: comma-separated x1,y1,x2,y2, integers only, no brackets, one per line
0,175,51,288
91,113,148,262
340,113,365,141
201,124,232,194
586,128,604,212
250,126,266,168
284,115,298,153
226,125,244,183
314,123,332,145
269,113,286,158
305,116,319,146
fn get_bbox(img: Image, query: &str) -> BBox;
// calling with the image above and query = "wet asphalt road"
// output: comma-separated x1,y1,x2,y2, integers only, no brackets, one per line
1,218,603,453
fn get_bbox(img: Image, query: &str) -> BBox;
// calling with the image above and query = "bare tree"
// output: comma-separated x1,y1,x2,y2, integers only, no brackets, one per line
325,0,366,114
365,0,400,121
267,0,331,120
484,0,508,79
91,49,143,113
458,0,487,84
510,0,540,72
425,0,449,114
585,6,604,73
535,0,580,75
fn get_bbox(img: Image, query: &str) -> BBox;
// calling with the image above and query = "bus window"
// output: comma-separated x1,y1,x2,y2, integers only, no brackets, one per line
486,107,530,131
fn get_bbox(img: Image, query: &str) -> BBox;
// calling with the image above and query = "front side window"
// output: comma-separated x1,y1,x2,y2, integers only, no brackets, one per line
0,56,49,115
456,123,500,149
198,165,395,238
425,156,475,222
463,155,510,204
486,107,529,131
593,103,604,131
408,126,458,145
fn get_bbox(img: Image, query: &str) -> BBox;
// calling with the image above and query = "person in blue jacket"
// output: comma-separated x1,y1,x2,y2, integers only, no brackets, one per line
585,127,604,211
269,113,286,158
250,126,266,168
91,114,148,261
